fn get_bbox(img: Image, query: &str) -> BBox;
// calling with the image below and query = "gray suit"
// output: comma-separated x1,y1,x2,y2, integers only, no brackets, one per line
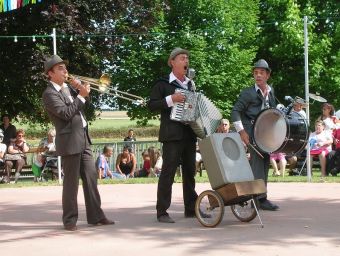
42,83,105,226
231,85,276,198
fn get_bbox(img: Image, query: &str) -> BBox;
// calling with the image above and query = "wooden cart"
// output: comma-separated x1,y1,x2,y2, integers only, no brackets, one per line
195,179,266,228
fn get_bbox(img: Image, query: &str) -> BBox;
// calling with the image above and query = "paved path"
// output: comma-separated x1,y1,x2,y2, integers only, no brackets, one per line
0,183,339,256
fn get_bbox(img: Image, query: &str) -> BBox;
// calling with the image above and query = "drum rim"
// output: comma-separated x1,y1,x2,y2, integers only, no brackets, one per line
253,108,309,155
253,108,288,153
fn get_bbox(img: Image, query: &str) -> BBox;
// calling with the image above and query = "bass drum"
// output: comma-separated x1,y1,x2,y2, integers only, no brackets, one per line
253,108,308,155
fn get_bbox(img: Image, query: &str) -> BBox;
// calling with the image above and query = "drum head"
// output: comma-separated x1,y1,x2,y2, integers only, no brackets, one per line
254,109,287,153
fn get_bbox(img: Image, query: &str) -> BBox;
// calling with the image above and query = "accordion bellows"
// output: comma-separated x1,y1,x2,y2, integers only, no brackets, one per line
170,89,222,138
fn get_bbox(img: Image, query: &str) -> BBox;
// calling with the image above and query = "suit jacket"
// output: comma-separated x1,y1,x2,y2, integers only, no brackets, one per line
231,85,276,138
147,76,197,143
42,82,91,156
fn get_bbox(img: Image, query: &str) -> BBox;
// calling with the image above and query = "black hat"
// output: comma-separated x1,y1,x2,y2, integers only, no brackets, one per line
44,55,69,74
253,59,271,72
168,47,189,67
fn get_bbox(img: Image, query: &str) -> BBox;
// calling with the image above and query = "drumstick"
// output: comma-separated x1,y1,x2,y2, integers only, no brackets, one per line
248,144,264,159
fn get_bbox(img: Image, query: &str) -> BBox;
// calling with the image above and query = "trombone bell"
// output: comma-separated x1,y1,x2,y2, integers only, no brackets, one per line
67,73,145,105
98,74,111,92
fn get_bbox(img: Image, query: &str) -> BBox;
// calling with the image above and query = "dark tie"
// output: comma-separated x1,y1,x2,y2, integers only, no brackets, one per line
257,89,269,110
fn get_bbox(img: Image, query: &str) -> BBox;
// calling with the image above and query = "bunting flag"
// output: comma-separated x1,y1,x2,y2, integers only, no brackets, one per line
0,0,42,12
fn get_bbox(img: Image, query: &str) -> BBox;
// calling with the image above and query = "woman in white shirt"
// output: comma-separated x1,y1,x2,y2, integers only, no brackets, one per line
317,103,337,133
309,120,333,178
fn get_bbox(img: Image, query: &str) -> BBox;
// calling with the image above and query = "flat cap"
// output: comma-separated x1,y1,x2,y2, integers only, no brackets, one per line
168,47,189,67
253,59,271,72
294,97,307,107
44,55,68,74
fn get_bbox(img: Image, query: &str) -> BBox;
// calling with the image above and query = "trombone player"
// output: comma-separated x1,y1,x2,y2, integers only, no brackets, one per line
42,55,114,231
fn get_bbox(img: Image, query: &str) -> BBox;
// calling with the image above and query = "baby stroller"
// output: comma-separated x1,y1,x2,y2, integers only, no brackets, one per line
40,155,60,181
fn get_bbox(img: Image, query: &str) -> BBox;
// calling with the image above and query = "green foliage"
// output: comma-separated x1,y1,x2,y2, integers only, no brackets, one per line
115,0,260,121
257,0,340,122
0,0,339,127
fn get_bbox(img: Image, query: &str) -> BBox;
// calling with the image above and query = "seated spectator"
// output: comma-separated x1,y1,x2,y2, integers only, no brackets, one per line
124,129,136,153
317,103,337,133
3,129,29,183
326,127,340,176
309,120,333,178
270,152,287,176
97,145,126,179
195,142,204,176
148,146,163,177
0,129,7,183
32,128,57,181
0,114,17,147
134,150,151,177
286,155,299,176
292,98,307,119
216,119,230,133
116,145,137,178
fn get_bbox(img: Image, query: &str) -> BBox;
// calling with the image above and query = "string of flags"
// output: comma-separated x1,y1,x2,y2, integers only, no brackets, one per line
0,0,42,13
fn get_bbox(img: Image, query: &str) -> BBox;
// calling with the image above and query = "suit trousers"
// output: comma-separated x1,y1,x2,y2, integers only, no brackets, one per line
249,145,270,200
61,132,105,226
156,140,198,217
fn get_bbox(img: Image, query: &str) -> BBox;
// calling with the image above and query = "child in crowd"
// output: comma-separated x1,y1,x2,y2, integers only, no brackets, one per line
269,152,287,176
134,150,151,177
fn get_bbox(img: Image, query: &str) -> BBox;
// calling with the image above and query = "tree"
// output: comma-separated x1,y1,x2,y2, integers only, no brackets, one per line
256,0,340,121
0,0,161,125
114,0,260,124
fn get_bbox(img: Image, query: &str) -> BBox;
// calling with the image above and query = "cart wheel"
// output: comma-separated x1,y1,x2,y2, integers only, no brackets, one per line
230,199,257,222
195,190,224,228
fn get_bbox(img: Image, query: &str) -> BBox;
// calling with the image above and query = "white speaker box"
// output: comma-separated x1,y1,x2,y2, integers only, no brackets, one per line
199,133,254,189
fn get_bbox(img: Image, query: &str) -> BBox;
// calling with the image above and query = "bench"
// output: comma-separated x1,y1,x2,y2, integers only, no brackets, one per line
0,151,36,182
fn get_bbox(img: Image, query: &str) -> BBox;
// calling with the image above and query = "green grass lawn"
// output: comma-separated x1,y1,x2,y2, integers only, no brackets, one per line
88,118,160,129
13,117,160,145
2,168,339,189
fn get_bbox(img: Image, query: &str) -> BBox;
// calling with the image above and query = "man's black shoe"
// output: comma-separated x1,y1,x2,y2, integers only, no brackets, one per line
259,199,279,211
96,218,115,226
64,224,77,231
184,210,196,218
185,210,211,218
158,215,175,223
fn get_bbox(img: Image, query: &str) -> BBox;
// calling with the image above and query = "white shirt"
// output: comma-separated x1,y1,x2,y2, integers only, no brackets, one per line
165,72,191,107
233,84,271,133
51,81,87,127
322,117,336,131
0,143,6,162
293,109,307,119
309,130,332,152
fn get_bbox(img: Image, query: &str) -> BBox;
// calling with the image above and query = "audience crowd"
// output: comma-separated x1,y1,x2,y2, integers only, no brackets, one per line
1,103,340,185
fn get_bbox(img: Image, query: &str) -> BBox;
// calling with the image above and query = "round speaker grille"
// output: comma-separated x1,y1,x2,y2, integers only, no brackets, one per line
222,137,240,161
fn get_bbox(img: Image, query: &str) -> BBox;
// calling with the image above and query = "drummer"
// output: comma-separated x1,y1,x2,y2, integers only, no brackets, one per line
231,59,279,211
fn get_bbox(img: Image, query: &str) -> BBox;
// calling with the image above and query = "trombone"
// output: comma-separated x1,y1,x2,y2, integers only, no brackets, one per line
67,73,145,105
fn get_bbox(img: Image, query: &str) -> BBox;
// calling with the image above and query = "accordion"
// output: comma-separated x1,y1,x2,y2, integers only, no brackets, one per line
170,89,222,139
